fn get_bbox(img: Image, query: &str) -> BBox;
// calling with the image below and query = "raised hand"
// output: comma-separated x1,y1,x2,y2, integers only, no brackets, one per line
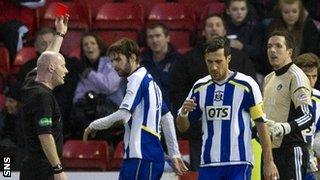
55,14,69,35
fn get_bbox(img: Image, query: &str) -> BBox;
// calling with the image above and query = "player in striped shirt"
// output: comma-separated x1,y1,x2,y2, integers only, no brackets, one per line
83,38,188,179
176,36,278,180
295,53,320,180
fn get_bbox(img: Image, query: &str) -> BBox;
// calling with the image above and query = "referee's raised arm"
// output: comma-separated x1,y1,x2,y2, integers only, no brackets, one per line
45,15,69,52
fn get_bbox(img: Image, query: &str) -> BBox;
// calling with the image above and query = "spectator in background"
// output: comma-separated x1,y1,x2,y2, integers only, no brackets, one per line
170,13,255,171
295,53,320,180
70,33,124,146
0,0,45,63
264,0,319,58
17,27,79,140
248,0,277,20
224,0,264,74
17,27,55,82
141,22,181,110
0,84,25,170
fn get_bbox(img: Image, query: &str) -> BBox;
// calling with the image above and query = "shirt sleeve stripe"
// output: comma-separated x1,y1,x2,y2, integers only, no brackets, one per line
229,80,250,93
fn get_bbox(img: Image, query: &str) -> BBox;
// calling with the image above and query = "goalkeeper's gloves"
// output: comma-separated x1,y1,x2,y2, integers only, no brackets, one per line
265,119,291,137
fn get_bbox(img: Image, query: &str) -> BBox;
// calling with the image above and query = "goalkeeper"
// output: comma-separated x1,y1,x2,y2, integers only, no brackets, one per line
263,31,313,180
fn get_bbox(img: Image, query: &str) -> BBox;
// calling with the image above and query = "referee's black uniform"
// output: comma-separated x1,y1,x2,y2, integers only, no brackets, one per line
20,80,63,180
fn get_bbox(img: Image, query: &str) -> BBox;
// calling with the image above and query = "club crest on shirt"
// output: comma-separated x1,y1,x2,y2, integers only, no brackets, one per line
214,91,224,101
277,84,282,90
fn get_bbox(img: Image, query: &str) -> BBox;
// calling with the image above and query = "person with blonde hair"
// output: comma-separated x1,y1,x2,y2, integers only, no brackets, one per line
266,0,319,57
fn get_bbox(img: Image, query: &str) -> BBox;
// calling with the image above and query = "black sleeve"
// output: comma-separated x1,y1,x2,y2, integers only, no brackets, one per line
289,104,313,133
34,93,53,135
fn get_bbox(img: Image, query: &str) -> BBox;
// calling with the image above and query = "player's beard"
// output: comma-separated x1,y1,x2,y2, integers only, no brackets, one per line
118,61,132,77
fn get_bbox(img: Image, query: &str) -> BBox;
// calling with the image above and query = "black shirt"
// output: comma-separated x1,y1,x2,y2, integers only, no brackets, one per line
21,80,63,159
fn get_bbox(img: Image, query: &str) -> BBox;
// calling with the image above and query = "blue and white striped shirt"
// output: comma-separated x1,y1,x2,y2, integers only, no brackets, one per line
187,72,264,167
120,66,169,162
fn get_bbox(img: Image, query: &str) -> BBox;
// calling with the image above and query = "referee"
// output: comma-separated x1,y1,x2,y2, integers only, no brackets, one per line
20,15,69,180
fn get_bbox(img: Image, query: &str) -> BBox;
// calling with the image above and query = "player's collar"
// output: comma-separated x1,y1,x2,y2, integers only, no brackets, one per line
212,71,236,85
275,62,293,76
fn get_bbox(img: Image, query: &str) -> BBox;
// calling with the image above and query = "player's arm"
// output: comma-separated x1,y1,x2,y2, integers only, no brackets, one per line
250,103,279,180
46,15,68,52
268,87,313,137
176,98,196,132
161,112,188,175
38,134,62,169
83,109,131,141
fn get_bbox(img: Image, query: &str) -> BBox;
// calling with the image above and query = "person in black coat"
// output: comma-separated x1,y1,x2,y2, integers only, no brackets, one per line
141,22,182,110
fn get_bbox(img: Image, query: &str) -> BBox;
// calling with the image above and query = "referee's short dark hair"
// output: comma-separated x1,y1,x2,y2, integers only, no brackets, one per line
107,38,140,63
268,30,294,50
204,36,231,57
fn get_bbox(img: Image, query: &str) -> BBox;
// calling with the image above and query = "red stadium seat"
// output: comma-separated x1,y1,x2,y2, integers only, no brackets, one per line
97,31,139,46
110,141,124,170
68,47,81,60
147,3,196,48
63,140,110,171
177,0,213,19
200,2,226,20
60,31,83,56
148,3,195,31
0,0,36,34
0,47,10,74
169,31,191,49
94,3,144,31
123,0,166,18
93,3,144,45
82,0,114,20
11,47,37,74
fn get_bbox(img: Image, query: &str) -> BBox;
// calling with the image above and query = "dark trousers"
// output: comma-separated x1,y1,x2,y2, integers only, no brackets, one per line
187,121,202,171
20,156,54,180
273,146,308,180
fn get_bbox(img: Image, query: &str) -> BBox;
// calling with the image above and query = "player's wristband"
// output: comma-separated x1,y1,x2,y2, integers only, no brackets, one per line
53,164,64,174
56,32,65,38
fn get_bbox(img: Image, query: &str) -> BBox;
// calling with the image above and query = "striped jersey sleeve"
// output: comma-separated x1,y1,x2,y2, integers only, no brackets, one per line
313,89,320,132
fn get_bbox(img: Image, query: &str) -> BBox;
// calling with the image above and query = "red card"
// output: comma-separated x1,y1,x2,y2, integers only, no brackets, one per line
55,3,69,17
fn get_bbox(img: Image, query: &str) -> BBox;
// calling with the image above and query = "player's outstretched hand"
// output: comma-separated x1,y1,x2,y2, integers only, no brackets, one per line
172,157,189,176
83,126,97,141
263,161,279,180
181,97,197,115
